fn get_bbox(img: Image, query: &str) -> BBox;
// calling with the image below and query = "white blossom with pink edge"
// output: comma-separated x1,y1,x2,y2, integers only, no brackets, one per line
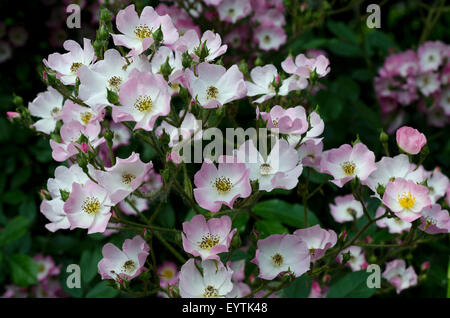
382,259,417,294
179,259,233,298
28,87,64,134
44,38,96,85
329,194,364,223
186,62,247,109
193,161,251,212
337,246,367,272
375,206,411,234
251,234,310,280
235,138,303,192
113,70,171,131
293,225,337,262
64,180,113,234
419,204,450,234
382,178,431,222
182,214,237,261
94,152,153,204
98,235,150,281
111,4,179,57
320,143,376,188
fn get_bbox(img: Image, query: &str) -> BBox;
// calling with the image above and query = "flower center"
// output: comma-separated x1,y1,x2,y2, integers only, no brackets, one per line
198,233,220,250
80,111,93,125
122,260,136,274
81,197,101,215
341,161,356,176
134,24,152,41
263,35,271,44
203,285,219,298
70,62,82,74
272,119,279,127
214,176,232,194
424,216,436,230
272,253,283,267
228,8,235,16
398,192,416,209
206,86,219,100
108,76,123,92
38,264,45,273
122,173,136,185
346,208,357,217
161,268,174,280
51,107,60,116
134,95,153,112
259,163,273,176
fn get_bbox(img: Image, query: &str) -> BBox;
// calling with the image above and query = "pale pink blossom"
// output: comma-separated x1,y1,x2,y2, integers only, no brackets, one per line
382,259,417,294
28,87,64,134
111,5,179,56
253,25,286,51
217,0,251,23
98,235,150,281
235,138,303,192
294,225,337,262
329,194,364,223
382,178,431,222
44,38,96,85
186,62,246,109
179,259,233,298
419,204,450,234
193,161,251,212
251,234,310,280
426,167,449,204
281,53,330,78
175,30,227,62
119,194,149,216
337,246,367,271
365,154,426,198
297,140,323,170
94,152,153,204
320,143,376,187
33,254,60,282
259,105,308,135
375,206,411,234
157,261,179,288
64,180,113,234
182,214,237,261
113,70,171,131
78,49,151,108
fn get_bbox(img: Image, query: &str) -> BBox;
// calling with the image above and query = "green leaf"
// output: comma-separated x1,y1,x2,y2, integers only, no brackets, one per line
327,39,364,57
233,213,250,233
447,257,450,298
1,189,27,205
156,203,175,228
85,281,119,298
327,20,358,44
253,199,320,229
8,254,39,287
283,274,312,298
10,166,31,189
327,271,376,298
0,216,30,247
254,220,288,238
19,200,37,223
80,248,103,285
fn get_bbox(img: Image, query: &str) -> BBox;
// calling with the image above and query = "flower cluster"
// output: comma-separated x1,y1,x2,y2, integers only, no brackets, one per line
374,41,450,131
10,3,449,299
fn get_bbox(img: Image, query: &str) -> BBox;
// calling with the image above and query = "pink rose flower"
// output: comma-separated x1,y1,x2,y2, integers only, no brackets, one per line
396,126,427,155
